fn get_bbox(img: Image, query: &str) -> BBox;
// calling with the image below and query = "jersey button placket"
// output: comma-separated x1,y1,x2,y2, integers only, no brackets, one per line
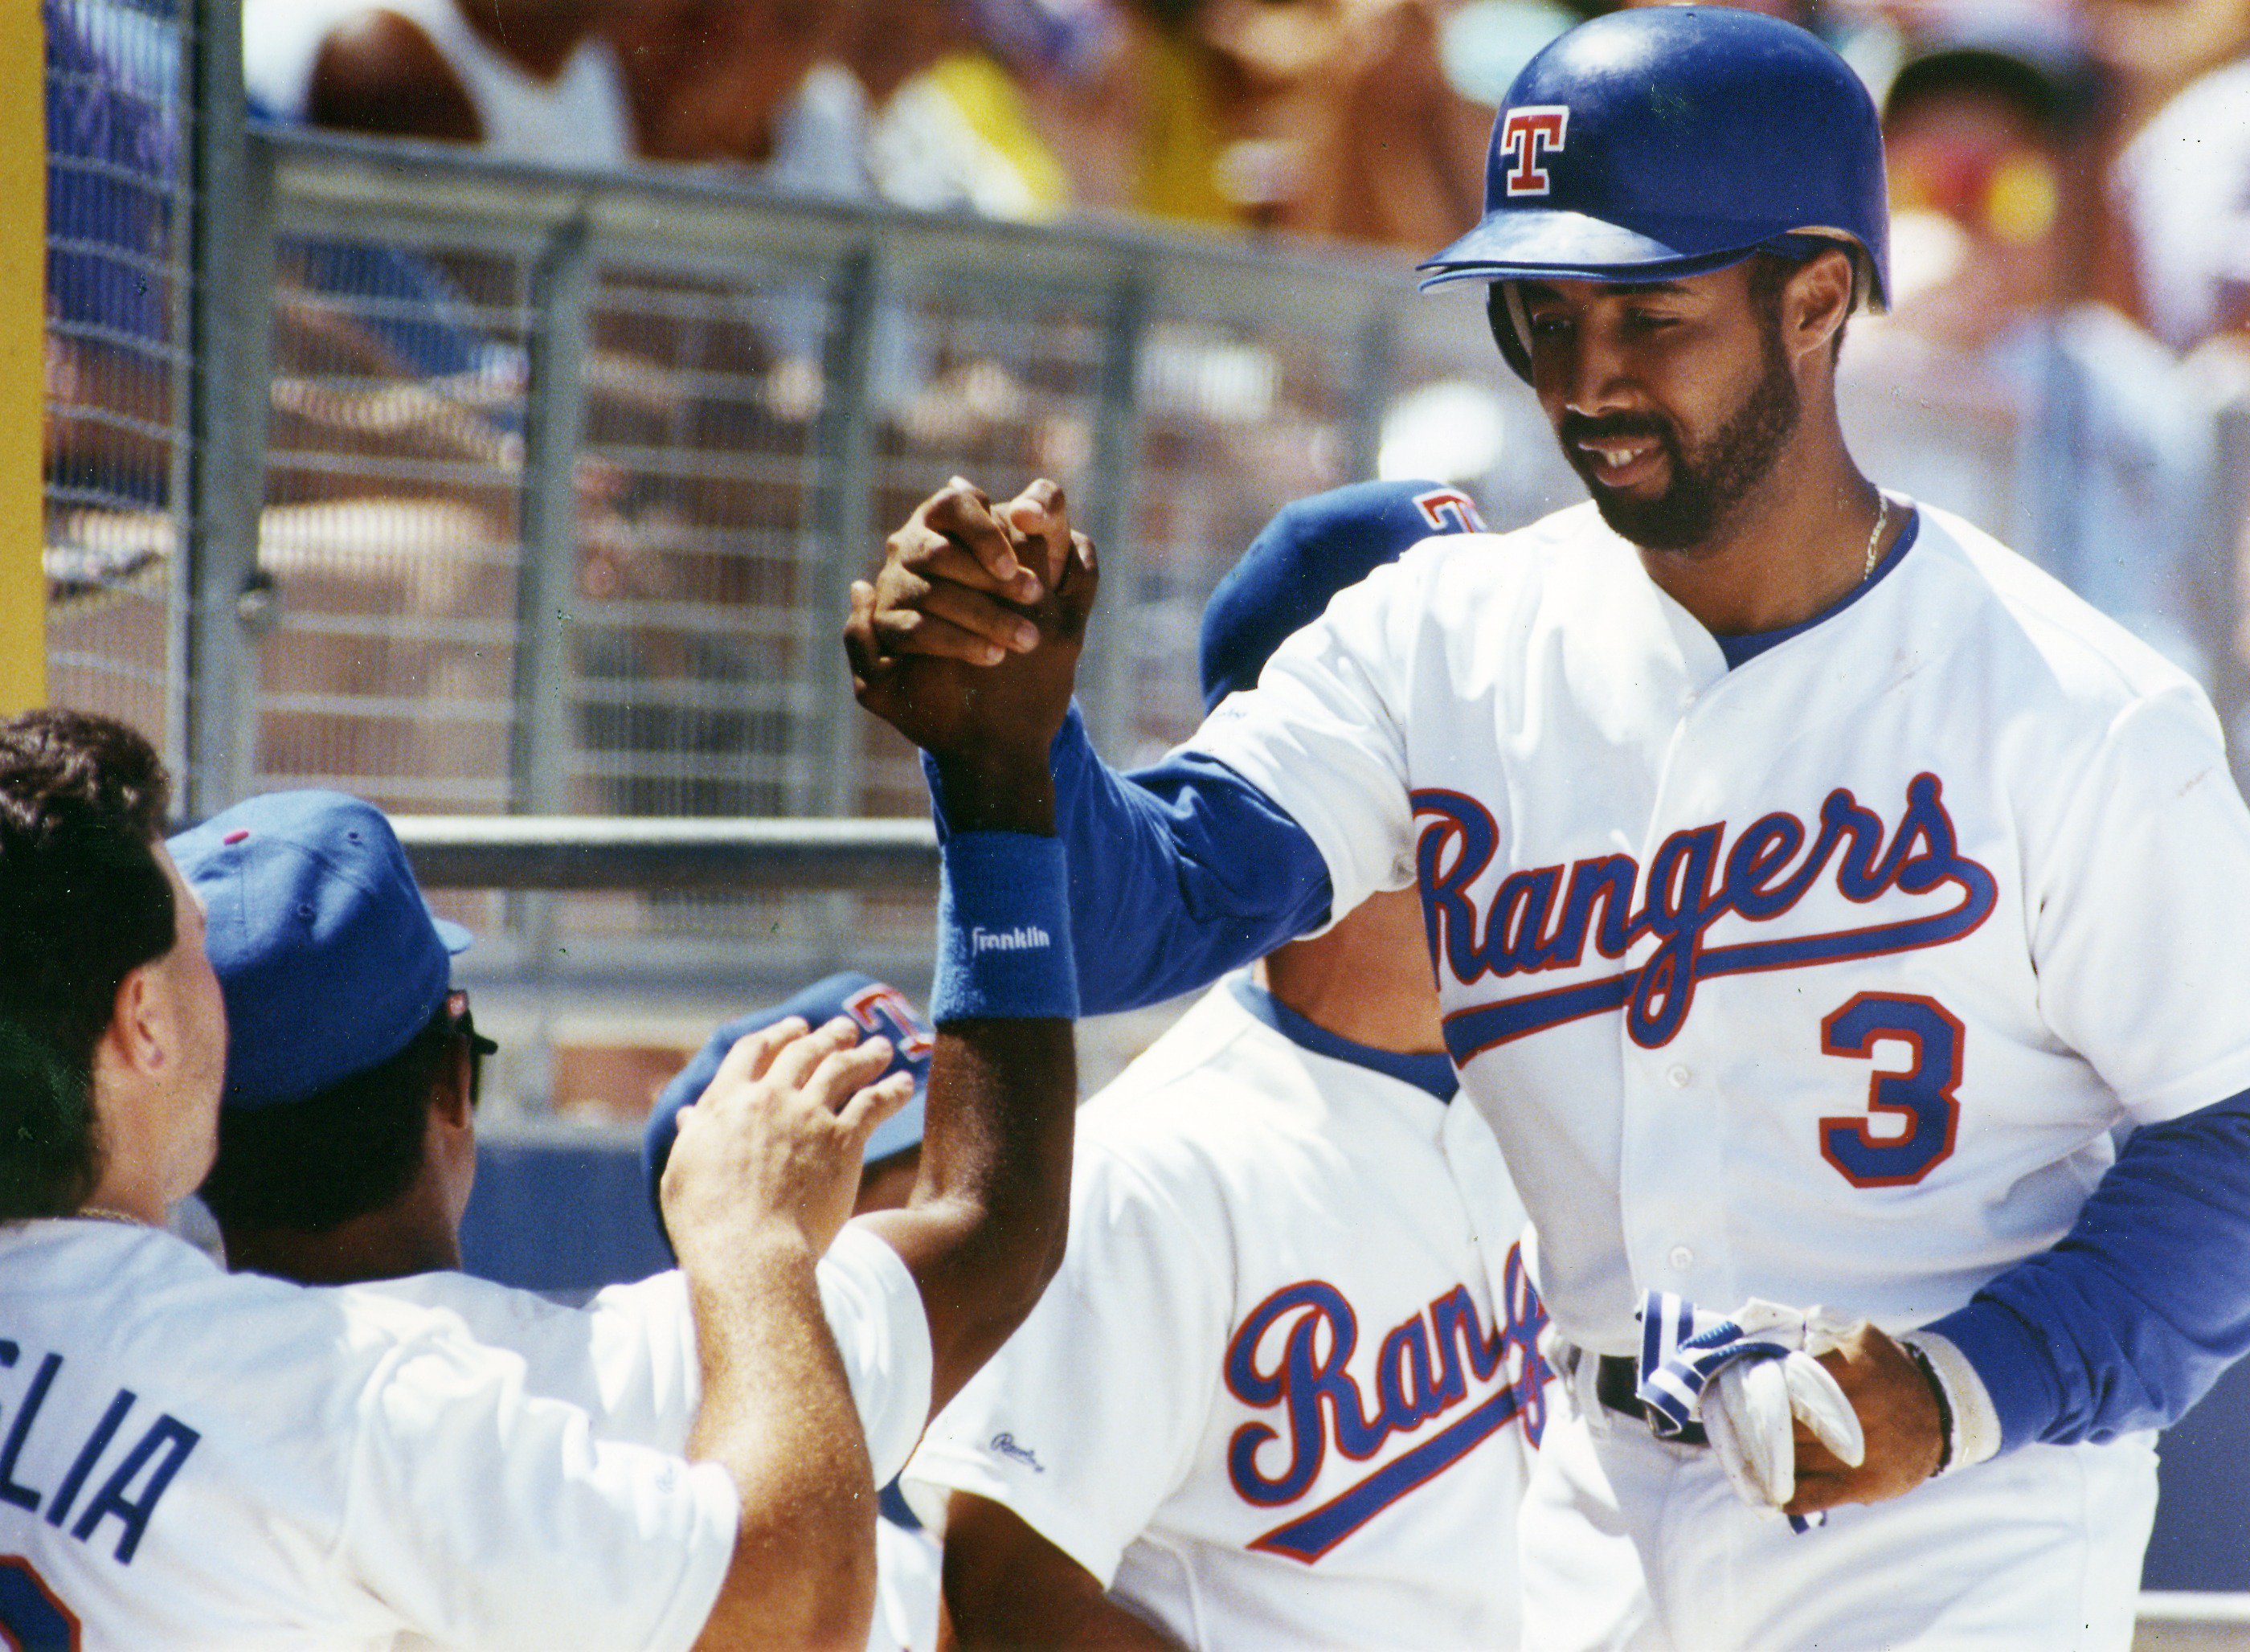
1622,685,1737,1309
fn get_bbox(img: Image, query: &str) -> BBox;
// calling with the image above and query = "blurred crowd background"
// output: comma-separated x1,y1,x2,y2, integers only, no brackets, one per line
225,0,2250,362
221,0,2250,346
35,0,2250,1129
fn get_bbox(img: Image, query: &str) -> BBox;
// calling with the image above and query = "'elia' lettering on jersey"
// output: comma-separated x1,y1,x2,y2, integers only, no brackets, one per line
970,925,1051,955
1413,773,1998,1057
1222,1245,1549,1564
0,1339,199,1566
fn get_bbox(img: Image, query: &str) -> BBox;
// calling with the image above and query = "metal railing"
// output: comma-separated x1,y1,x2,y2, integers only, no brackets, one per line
2138,1592,2250,1650
208,126,1543,824
395,813,935,893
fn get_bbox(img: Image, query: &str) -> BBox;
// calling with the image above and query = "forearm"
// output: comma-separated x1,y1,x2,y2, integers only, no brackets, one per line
939,1494,1185,1652
864,820,1079,1410
1923,1087,2250,1454
865,1018,1075,1410
925,704,1334,1012
685,1239,878,1652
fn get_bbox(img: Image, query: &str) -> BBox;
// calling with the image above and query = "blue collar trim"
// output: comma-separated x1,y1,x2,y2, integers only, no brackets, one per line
1713,507,1920,671
1228,975,1458,1102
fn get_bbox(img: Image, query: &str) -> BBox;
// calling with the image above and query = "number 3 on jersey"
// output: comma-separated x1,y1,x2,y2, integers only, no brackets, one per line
1818,993,1963,1188
0,1557,80,1651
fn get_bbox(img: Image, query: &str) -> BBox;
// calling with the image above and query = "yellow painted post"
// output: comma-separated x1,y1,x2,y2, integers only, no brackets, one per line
0,3,42,713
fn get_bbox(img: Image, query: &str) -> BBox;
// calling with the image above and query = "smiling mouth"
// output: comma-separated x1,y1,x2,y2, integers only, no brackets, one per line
1574,435,1666,488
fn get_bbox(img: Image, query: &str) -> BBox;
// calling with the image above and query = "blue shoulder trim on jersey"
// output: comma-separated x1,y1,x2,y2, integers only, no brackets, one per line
1712,509,1921,671
1925,1084,2250,1452
879,1478,921,1531
923,705,1333,1014
1228,974,1458,1102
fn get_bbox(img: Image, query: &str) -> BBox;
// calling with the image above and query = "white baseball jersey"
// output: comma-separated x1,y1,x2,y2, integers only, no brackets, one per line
1189,501,2250,1357
0,1217,931,1652
905,975,1557,1651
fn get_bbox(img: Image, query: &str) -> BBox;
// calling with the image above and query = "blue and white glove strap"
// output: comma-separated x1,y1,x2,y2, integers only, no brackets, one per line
1635,1291,1823,1533
931,832,1079,1024
1636,1293,1800,1436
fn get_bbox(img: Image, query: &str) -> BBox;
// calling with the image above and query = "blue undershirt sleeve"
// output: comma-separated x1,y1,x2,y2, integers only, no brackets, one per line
922,703,1334,1013
1926,1085,2250,1451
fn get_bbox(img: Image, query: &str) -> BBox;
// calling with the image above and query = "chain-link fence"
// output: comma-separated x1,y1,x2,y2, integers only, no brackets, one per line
43,0,196,759
256,231,531,813
134,133,1439,1110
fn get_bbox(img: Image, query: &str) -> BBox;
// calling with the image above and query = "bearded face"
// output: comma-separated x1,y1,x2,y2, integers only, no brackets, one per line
1558,314,1800,550
1518,257,1813,554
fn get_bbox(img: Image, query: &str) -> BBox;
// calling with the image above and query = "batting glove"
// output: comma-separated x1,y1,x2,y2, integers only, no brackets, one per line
1635,1293,1865,1527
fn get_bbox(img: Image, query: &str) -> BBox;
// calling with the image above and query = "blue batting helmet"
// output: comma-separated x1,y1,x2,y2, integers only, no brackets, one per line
1419,8,1890,373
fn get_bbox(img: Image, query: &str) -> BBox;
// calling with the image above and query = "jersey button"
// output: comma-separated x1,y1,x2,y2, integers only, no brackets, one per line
1668,1245,1694,1271
1666,1064,1692,1088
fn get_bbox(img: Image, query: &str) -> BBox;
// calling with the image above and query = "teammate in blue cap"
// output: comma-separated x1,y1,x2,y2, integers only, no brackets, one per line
852,6,2250,1646
170,790,496,1284
0,720,1086,1650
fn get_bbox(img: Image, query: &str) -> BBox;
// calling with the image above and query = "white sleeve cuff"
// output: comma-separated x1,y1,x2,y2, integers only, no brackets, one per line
818,1224,935,1484
1903,1330,2002,1472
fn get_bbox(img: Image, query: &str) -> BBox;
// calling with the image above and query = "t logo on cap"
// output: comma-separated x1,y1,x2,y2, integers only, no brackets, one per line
844,981,935,1061
1413,488,1487,536
1500,106,1569,198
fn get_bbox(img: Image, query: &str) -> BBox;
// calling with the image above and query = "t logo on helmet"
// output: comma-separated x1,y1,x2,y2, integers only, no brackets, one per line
1499,106,1569,198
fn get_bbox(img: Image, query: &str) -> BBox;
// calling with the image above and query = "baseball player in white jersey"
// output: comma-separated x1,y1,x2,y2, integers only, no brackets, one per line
0,710,1084,1650
170,789,963,1652
845,10,2250,1648
902,482,1565,1651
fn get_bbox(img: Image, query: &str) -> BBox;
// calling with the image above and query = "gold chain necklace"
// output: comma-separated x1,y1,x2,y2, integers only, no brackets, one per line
72,1206,146,1227
1863,493,1891,581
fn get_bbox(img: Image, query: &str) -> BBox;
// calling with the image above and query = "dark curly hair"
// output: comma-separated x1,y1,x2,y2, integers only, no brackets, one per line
0,710,176,1220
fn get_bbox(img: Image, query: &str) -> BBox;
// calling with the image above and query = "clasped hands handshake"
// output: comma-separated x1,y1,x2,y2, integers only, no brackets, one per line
842,477,1096,822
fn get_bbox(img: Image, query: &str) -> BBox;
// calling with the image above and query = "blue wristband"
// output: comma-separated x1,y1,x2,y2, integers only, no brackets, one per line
931,832,1079,1023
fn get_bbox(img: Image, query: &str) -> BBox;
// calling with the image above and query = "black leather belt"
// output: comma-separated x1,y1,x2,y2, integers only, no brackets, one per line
1597,1353,1708,1446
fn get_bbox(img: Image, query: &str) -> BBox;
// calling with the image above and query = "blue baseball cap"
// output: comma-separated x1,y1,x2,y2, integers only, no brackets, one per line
1199,480,1487,713
642,972,935,1248
168,791,474,1110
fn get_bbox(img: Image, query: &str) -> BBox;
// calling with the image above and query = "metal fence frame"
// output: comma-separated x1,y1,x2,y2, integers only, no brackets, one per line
174,125,1448,825
155,133,2250,832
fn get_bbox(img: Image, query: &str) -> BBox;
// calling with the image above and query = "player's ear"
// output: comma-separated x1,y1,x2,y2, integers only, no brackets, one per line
431,1036,473,1130
1784,249,1854,369
101,965,166,1082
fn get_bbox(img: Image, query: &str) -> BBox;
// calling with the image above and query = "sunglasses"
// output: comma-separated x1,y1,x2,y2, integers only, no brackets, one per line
446,990,500,1109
